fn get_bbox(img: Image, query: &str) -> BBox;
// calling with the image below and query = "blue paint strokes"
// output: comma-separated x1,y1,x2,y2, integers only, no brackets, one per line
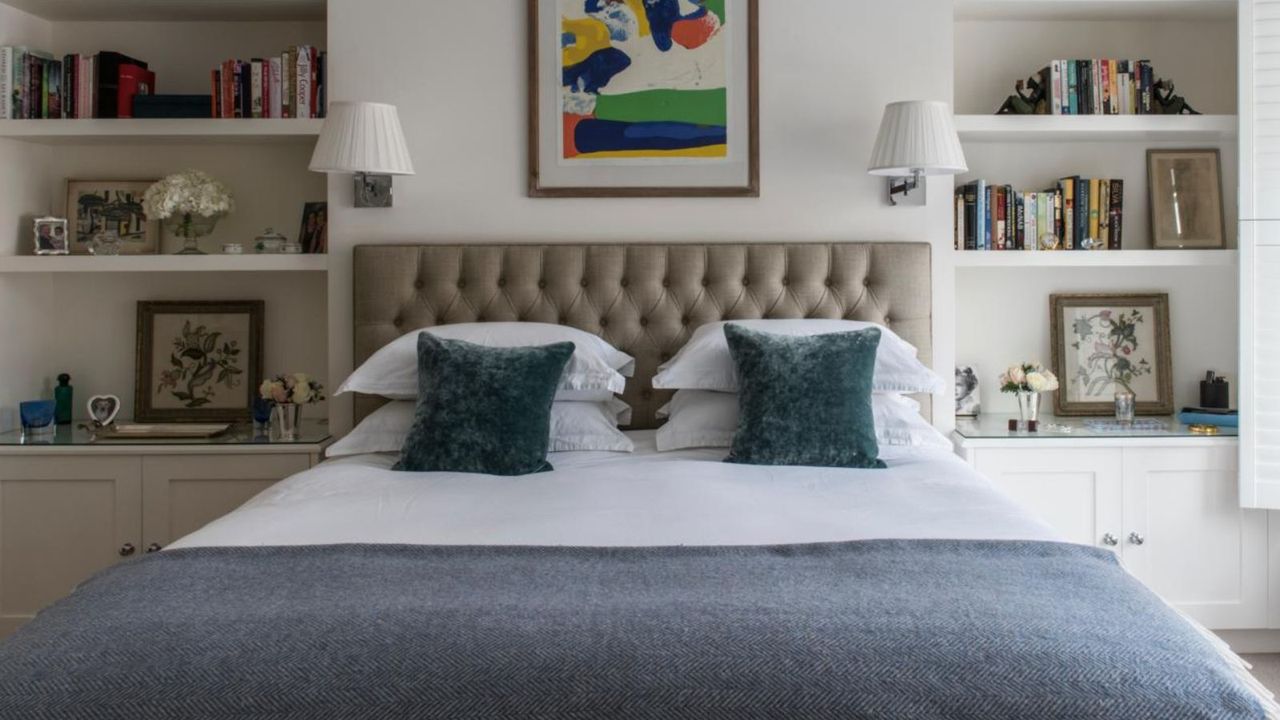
643,0,707,51
563,47,631,94
585,0,636,41
574,119,726,153
561,31,576,48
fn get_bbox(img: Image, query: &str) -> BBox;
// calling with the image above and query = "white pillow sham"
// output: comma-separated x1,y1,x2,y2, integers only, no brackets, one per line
652,319,944,395
326,398,635,458
654,390,952,452
337,322,634,401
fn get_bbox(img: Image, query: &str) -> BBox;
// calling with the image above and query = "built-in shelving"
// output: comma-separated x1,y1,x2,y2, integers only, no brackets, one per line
952,249,1238,268
0,254,328,273
0,0,324,21
955,0,1235,21
954,114,1237,143
0,119,324,145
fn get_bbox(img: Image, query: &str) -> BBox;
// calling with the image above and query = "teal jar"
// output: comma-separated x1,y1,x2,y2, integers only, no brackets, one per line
54,374,73,425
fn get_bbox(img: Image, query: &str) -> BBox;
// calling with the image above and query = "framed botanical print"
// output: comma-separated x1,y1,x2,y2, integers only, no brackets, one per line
135,301,264,423
528,0,759,197
66,179,160,255
1147,149,1226,249
1050,293,1174,416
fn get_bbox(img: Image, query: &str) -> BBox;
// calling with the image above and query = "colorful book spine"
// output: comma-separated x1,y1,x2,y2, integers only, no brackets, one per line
296,45,311,119
269,57,283,119
250,58,263,119
1024,192,1037,251
1109,179,1124,249
0,47,12,119
977,179,988,251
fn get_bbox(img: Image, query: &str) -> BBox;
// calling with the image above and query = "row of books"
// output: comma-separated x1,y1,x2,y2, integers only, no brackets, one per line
954,177,1125,251
1,48,152,119
1043,59,1156,115
211,47,326,119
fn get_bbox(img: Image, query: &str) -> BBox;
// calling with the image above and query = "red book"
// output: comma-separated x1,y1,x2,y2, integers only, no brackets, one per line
116,64,155,119
210,69,220,118
221,60,235,118
308,46,318,117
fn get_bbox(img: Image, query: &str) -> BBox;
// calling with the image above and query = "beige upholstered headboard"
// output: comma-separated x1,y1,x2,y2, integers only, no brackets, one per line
353,243,933,429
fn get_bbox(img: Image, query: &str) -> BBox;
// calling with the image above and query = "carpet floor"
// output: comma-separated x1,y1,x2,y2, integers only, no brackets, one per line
1244,655,1280,696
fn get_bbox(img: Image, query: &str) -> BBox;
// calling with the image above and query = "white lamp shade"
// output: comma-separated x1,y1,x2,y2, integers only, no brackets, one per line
309,101,415,176
867,100,967,177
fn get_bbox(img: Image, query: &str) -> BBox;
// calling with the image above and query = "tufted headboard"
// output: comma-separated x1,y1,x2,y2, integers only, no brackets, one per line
353,243,933,429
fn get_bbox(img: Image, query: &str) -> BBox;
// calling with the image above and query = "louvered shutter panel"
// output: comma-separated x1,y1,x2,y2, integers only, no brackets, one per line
1241,0,1280,507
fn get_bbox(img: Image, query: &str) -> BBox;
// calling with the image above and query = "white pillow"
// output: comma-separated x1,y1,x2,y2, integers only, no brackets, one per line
654,390,951,452
337,322,634,401
652,319,944,395
326,399,635,458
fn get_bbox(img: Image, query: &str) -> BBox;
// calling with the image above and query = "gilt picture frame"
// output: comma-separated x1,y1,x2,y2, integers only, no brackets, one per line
1049,293,1173,416
66,179,160,255
1147,149,1226,250
528,0,759,197
135,301,264,423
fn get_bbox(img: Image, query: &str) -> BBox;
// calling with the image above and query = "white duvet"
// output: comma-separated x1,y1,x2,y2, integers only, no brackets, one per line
173,431,1057,549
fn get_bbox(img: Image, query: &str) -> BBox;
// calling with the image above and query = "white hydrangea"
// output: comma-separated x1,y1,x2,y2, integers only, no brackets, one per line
143,170,235,220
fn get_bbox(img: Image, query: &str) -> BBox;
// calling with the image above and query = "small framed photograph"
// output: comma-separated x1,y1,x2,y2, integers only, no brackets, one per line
135,301,264,423
1147,149,1225,249
298,202,328,254
67,179,160,255
32,217,69,255
1050,293,1174,416
955,366,981,416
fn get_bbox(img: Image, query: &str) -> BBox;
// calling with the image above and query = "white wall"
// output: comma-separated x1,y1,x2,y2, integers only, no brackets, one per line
323,0,958,434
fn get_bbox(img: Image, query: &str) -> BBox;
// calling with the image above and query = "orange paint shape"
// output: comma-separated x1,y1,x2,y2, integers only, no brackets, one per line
671,13,719,50
562,112,592,158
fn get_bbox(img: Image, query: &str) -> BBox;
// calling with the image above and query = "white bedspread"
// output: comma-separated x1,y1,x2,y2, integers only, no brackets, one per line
172,431,1057,549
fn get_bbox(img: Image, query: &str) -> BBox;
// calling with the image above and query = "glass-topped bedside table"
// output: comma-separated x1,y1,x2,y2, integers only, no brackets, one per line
0,419,332,449
955,414,1237,442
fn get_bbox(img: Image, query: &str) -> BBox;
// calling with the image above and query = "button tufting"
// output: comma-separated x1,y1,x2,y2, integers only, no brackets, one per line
640,317,649,327
457,279,466,289
641,390,653,399
782,277,790,286
413,279,424,290
600,318,609,327
620,278,629,288
393,317,404,327
681,316,691,325
863,278,871,287
701,278,709,287
497,278,506,287
662,278,670,288
742,278,750,286
660,352,671,361
580,279,589,288
559,316,568,324
538,280,547,289
884,316,892,324
825,278,834,287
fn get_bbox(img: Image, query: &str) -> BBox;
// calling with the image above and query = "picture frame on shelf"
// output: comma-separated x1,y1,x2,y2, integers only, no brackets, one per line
1049,293,1174,416
135,301,264,423
298,202,328,254
955,366,981,416
1147,149,1225,249
527,0,759,197
32,217,69,255
66,179,160,255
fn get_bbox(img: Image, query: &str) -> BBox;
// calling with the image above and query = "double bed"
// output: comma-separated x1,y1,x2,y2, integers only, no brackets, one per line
0,243,1274,718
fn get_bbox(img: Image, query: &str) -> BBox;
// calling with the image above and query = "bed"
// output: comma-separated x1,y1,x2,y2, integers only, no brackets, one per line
0,243,1274,719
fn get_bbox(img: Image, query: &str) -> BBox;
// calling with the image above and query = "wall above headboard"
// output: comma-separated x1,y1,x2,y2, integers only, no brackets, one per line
323,0,957,434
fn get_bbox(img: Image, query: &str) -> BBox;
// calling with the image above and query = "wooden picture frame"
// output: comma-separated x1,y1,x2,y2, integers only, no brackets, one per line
1050,293,1174,416
135,301,264,423
1147,148,1226,249
528,0,759,197
66,179,160,255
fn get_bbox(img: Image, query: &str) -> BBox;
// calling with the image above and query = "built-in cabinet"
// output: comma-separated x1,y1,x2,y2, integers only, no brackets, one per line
0,449,320,637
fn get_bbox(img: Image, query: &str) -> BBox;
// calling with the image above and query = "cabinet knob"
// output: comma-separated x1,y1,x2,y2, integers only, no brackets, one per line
1128,532,1146,546
145,543,162,554
118,543,136,557
1102,533,1119,547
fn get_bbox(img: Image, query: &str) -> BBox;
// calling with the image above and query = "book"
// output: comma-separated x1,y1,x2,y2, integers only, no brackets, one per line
1025,192,1038,251
93,51,147,118
994,186,1006,250
1178,410,1238,428
116,63,153,119
269,57,283,119
1066,61,1078,114
1060,178,1075,249
1109,179,1124,249
1098,180,1111,250
977,179,988,250
1050,60,1063,115
1088,178,1101,247
296,45,312,119
250,58,263,118
0,47,13,119
962,181,978,251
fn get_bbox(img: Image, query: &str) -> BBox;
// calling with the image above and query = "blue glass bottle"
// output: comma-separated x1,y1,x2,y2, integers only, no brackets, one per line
54,374,73,425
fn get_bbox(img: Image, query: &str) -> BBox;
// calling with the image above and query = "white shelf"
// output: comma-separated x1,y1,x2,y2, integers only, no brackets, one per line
952,249,1238,268
0,254,328,273
0,119,324,145
954,114,1237,143
955,0,1235,21
0,0,325,21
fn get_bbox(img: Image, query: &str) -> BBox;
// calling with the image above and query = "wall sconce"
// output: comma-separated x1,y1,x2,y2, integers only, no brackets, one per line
309,101,415,208
867,100,967,206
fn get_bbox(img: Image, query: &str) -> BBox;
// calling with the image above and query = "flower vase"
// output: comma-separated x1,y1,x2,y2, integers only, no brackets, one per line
166,213,221,255
1016,391,1042,431
273,403,301,441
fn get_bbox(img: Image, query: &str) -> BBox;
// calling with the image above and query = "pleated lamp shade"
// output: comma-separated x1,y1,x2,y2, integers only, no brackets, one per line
309,101,415,176
867,101,967,177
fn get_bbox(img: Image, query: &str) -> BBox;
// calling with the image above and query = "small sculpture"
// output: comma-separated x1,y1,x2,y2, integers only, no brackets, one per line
997,71,1048,115
1153,79,1200,115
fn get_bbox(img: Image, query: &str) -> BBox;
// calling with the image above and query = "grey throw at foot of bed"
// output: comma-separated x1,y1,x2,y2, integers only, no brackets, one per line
0,540,1267,719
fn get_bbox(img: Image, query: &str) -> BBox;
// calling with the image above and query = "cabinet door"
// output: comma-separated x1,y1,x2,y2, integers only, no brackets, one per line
1122,446,1267,629
973,448,1124,549
141,454,310,549
0,457,142,637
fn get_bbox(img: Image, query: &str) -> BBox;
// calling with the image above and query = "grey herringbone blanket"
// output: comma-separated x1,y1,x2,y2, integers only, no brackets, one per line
0,540,1267,719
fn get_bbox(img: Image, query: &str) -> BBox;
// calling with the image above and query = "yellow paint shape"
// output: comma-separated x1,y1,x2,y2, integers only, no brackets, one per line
561,17,612,67
622,0,651,36
575,144,728,159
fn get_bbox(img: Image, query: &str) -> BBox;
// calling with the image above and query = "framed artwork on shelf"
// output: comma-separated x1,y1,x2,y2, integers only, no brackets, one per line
1147,149,1225,249
955,366,981,416
66,179,160,255
528,0,759,197
298,202,328,254
135,301,264,423
32,217,69,255
1049,293,1174,416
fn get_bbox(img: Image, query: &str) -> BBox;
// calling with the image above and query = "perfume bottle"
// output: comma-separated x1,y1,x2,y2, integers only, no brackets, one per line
54,374,73,425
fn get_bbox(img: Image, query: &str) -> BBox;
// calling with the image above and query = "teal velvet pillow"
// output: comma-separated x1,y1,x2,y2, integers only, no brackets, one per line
724,324,886,469
393,333,574,476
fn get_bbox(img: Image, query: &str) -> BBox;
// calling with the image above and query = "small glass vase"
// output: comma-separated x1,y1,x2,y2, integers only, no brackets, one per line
273,402,302,441
165,212,221,255
1016,391,1043,429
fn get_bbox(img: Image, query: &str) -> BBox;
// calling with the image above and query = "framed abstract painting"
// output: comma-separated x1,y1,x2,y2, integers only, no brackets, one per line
1049,293,1174,416
529,0,759,197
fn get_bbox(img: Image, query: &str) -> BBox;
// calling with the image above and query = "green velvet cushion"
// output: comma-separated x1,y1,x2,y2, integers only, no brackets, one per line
724,324,886,469
393,333,574,476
